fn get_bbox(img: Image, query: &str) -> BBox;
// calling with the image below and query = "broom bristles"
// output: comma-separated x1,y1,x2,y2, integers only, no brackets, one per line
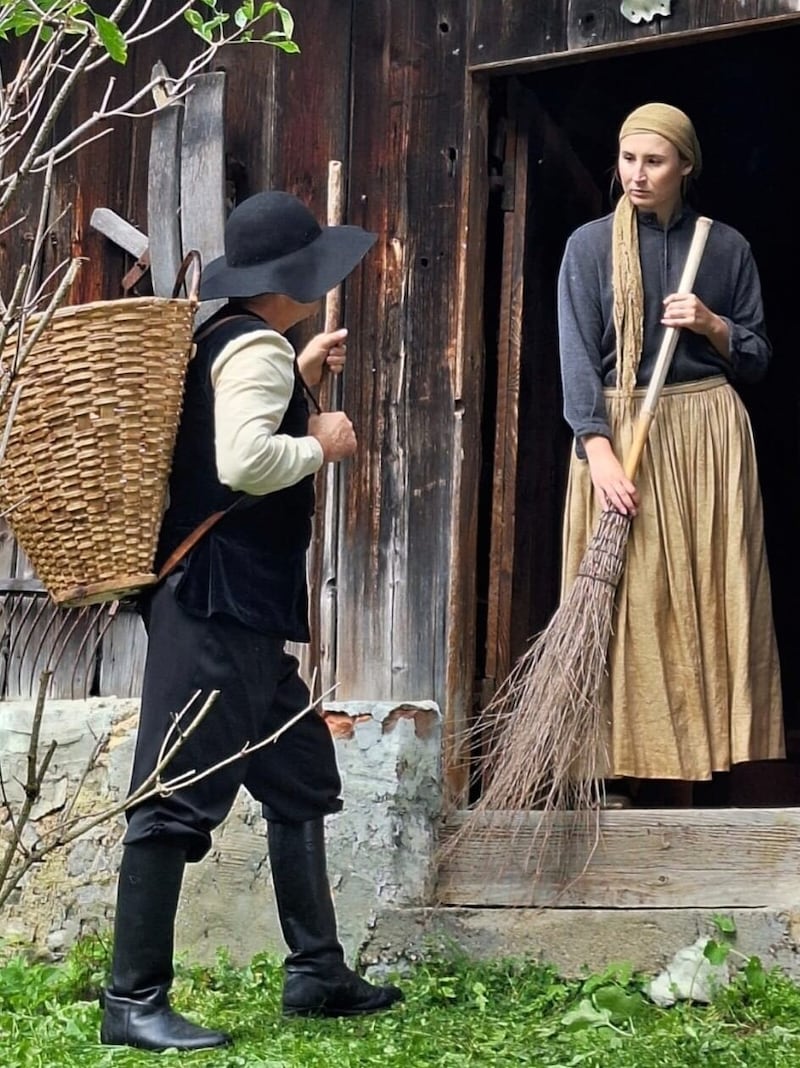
442,509,633,891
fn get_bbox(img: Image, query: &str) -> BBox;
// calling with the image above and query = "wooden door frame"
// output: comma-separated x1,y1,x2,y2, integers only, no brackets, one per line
482,82,529,700
468,12,800,75
442,16,798,901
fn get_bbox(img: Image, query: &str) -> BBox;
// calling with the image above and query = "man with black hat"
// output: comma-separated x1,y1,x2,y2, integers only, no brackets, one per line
100,191,403,1052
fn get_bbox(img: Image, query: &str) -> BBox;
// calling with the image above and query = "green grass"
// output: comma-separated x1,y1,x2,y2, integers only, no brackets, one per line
2,938,800,1067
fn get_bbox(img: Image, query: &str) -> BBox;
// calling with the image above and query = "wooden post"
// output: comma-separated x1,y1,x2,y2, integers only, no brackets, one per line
316,160,345,696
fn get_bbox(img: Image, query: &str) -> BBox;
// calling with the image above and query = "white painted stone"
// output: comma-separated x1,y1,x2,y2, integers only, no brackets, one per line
646,937,731,1006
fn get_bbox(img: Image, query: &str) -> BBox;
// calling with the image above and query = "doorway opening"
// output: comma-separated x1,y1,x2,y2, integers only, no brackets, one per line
475,24,800,808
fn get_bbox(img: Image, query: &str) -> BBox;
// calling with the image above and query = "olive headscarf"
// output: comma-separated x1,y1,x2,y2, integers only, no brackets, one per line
613,103,702,393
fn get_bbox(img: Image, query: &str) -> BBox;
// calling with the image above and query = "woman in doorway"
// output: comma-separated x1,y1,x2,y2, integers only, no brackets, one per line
557,102,784,805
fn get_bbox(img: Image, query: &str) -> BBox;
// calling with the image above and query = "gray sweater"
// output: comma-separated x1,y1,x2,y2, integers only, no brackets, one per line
557,204,771,446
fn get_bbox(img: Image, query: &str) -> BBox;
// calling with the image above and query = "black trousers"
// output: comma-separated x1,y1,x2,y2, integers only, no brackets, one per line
123,577,342,862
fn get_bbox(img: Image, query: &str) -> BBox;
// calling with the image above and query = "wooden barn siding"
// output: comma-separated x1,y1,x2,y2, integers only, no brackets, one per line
331,1,469,702
469,0,800,68
261,0,354,686
442,69,489,799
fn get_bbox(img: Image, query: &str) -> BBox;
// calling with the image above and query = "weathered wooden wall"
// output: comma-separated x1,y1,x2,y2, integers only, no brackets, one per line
3,0,798,722
333,2,468,702
470,1,800,68
0,3,476,710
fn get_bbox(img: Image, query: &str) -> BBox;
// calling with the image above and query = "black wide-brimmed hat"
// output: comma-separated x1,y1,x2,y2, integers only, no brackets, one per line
199,190,377,303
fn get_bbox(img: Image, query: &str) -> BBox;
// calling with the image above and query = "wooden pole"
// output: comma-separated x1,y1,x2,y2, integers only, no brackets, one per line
316,160,345,695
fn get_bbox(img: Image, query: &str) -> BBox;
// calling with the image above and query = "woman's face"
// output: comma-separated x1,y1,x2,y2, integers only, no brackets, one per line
618,133,693,221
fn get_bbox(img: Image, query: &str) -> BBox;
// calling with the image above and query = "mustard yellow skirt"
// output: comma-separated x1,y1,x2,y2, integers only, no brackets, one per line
561,376,785,780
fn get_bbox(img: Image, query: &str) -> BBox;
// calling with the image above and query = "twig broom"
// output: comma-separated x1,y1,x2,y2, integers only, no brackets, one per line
458,215,713,862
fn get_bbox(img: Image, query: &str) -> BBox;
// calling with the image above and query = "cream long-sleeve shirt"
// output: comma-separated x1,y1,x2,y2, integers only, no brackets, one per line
210,327,324,496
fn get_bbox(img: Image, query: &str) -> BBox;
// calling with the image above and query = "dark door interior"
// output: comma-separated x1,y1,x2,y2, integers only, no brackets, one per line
477,25,800,805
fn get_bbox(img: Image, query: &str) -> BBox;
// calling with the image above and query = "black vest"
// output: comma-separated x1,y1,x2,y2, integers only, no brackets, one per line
156,308,315,640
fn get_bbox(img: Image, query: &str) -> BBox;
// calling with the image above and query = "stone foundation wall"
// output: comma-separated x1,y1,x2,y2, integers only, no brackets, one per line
0,697,442,965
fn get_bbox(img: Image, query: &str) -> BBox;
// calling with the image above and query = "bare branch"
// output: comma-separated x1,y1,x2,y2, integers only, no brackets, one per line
0,383,24,465
21,154,56,311
157,683,337,795
28,126,113,172
11,257,83,377
0,672,54,896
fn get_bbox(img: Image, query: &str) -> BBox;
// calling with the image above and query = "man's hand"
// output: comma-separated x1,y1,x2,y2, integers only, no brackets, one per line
297,328,348,387
308,411,357,462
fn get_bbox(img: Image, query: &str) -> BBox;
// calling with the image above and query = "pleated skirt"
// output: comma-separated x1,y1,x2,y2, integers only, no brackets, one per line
561,376,785,780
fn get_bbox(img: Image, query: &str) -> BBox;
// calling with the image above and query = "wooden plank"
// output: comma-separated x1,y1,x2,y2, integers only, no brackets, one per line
180,72,227,326
89,207,148,258
247,0,353,689
469,12,800,71
0,578,46,593
439,809,800,907
443,74,490,803
215,42,277,201
758,1,800,14
147,67,184,298
266,0,352,197
334,0,468,701
42,45,140,306
99,608,147,698
483,93,528,692
567,0,661,50
668,1,759,31
469,0,567,67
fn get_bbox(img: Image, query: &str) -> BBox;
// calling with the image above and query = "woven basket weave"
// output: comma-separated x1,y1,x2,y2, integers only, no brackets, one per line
0,258,199,606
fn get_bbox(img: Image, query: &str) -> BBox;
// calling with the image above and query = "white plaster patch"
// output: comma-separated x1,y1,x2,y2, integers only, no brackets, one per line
620,0,670,23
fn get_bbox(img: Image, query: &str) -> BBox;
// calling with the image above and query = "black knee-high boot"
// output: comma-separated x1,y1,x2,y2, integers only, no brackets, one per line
100,841,231,1051
267,818,403,1017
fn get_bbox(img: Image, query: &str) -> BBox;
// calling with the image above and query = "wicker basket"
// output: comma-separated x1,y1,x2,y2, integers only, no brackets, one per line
0,254,200,606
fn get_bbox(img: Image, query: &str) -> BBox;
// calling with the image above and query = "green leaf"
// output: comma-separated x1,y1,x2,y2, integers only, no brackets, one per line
744,955,766,992
593,983,646,1022
10,15,41,36
712,914,737,937
562,997,614,1031
93,14,127,63
184,9,205,29
703,939,731,966
471,980,488,1011
274,1,294,39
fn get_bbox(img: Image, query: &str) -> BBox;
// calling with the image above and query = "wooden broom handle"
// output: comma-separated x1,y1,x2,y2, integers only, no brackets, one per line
623,215,713,480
